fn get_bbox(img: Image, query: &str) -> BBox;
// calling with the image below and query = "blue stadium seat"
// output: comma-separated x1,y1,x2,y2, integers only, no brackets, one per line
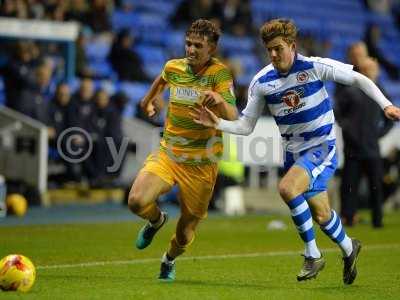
382,79,400,104
134,45,167,77
122,103,137,118
143,64,163,78
326,21,364,40
68,77,81,93
293,17,325,38
165,30,185,57
85,39,111,62
88,61,115,78
229,54,261,86
220,35,255,55
119,82,150,105
135,14,170,46
128,0,177,16
96,80,117,95
111,10,139,32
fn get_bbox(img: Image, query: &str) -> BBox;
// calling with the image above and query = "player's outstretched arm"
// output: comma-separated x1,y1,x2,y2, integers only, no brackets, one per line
140,75,168,117
351,72,400,121
191,106,257,135
200,90,238,120
326,64,400,121
191,105,220,128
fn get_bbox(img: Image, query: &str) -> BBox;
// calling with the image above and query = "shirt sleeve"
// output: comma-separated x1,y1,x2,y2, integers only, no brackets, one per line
215,76,264,135
214,68,236,105
160,61,171,82
241,78,266,119
217,115,258,135
312,57,354,82
313,57,392,109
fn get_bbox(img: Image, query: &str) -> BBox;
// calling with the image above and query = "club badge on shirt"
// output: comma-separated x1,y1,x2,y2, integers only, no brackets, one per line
296,71,309,83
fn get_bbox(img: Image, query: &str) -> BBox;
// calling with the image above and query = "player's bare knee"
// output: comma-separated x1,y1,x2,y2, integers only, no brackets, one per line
127,190,146,213
314,209,331,225
278,180,298,201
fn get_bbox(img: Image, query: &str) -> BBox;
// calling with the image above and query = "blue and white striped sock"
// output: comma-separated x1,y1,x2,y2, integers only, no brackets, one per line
287,195,321,258
320,210,353,257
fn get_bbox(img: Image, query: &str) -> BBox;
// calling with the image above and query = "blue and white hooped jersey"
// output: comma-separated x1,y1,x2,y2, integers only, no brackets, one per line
243,54,353,153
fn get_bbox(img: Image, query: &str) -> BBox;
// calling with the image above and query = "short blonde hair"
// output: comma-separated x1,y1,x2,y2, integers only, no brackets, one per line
260,19,297,45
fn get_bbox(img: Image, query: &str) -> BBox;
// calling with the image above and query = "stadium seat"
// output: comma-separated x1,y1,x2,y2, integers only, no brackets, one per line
122,102,137,118
220,35,255,56
85,39,111,62
134,45,167,77
135,14,170,46
165,30,185,57
128,0,177,17
88,61,115,79
68,77,81,93
111,10,139,32
229,54,261,86
119,82,150,105
382,79,400,105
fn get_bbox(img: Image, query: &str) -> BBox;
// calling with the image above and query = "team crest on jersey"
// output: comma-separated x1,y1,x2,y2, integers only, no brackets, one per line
296,71,309,83
282,90,301,107
282,88,306,114
199,77,208,86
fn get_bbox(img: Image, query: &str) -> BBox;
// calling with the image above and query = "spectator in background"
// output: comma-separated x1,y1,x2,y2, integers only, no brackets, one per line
346,41,369,69
75,29,95,78
297,34,330,58
26,0,45,19
45,1,67,22
0,0,28,18
92,89,124,182
220,0,252,36
108,29,150,82
364,0,391,15
335,57,393,228
71,78,97,183
15,62,52,123
47,82,81,182
71,77,95,132
364,23,400,79
334,42,369,97
382,147,400,203
2,41,36,109
394,1,400,30
170,0,223,29
110,90,129,115
48,82,76,145
86,0,112,34
65,0,88,24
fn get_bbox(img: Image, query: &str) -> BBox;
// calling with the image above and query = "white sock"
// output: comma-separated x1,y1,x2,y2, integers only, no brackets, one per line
320,210,353,257
162,252,174,265
340,236,353,257
305,240,321,258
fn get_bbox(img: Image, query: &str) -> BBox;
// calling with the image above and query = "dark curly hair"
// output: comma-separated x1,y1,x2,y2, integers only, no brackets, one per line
186,19,221,45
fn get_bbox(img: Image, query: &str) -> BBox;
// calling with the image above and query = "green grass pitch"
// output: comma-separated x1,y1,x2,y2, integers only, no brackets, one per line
1,211,400,299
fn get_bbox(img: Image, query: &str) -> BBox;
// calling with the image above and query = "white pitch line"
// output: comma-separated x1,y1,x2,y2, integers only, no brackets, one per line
36,243,400,270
